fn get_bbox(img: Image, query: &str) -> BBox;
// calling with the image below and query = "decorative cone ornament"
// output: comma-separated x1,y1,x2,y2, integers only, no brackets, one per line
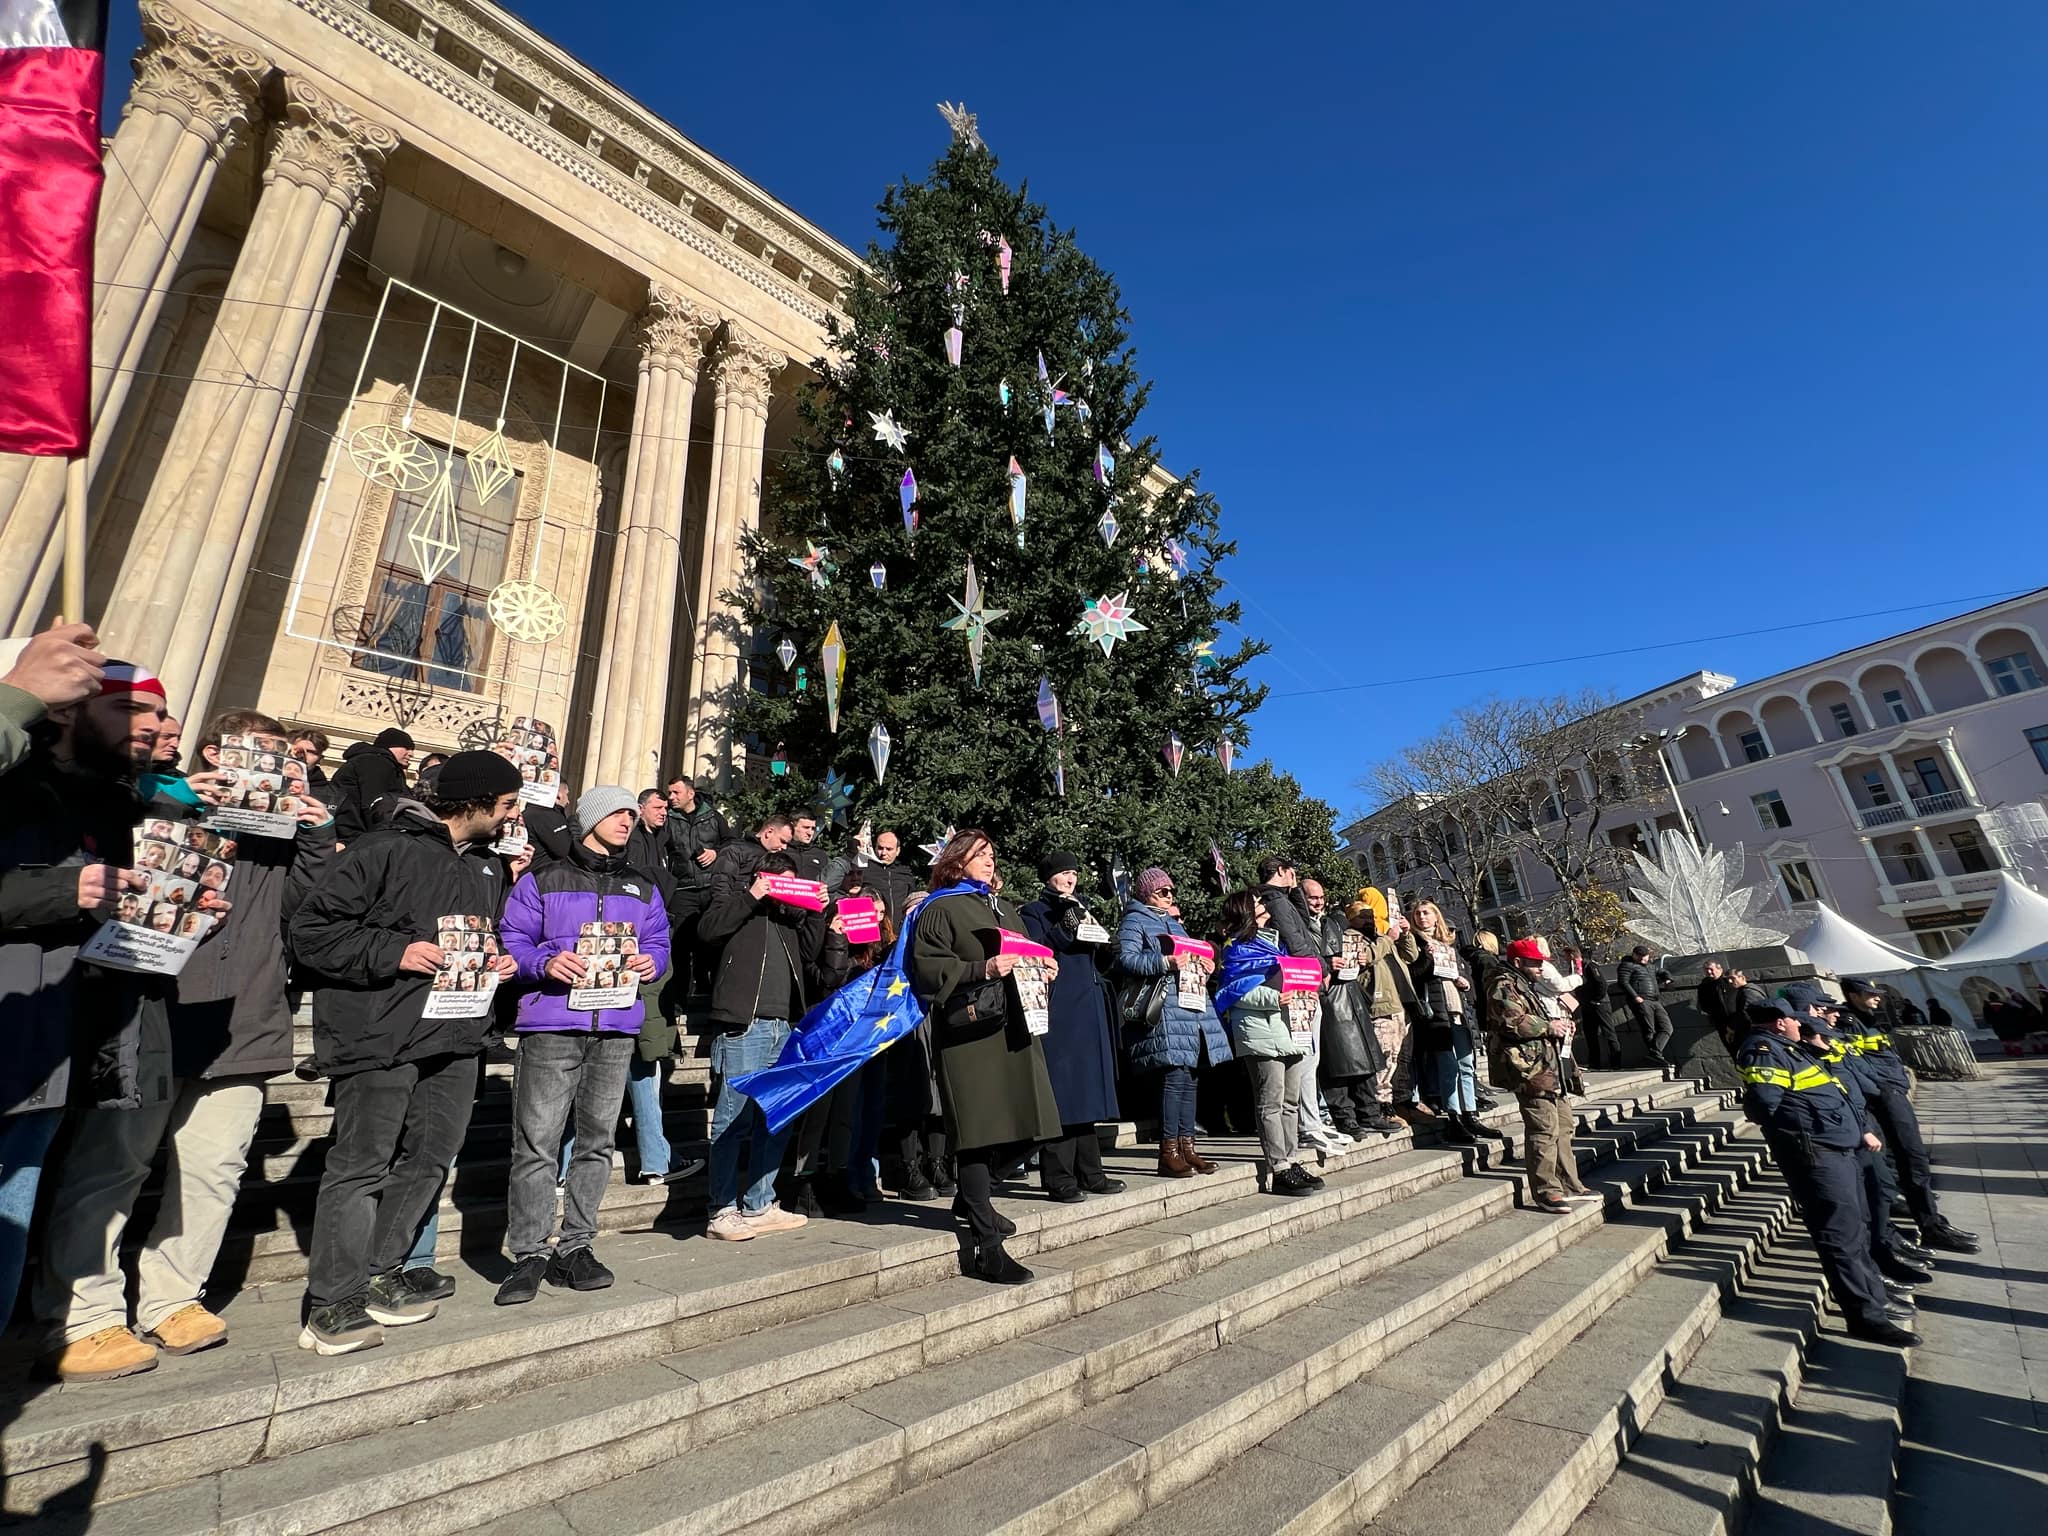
869,560,887,590
821,623,845,733
1218,735,1235,773
1163,732,1184,777
868,723,891,783
775,636,796,672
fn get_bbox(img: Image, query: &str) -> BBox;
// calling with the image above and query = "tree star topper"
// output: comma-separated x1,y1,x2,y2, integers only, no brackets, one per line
869,409,909,452
1075,591,1149,657
937,100,984,150
940,558,1008,686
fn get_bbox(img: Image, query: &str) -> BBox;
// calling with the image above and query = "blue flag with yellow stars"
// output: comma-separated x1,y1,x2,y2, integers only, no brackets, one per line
731,880,983,1133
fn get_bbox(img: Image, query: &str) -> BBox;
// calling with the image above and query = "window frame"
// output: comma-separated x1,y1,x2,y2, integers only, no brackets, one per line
1750,790,1791,831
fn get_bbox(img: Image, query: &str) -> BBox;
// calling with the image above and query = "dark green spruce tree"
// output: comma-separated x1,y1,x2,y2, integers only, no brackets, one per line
724,128,1337,912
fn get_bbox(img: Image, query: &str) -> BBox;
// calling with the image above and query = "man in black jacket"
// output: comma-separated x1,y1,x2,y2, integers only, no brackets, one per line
1616,945,1673,1065
327,727,414,844
660,777,727,1004
1253,854,1318,958
36,707,334,1381
863,829,919,927
289,750,523,1355
696,851,847,1241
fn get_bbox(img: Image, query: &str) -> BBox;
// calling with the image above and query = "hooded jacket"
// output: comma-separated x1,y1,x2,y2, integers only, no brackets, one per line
289,802,513,1074
500,839,672,1034
328,743,408,844
1254,881,1317,958
1485,961,1564,1095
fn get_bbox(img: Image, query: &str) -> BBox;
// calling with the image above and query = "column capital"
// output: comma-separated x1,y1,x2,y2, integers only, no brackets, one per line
638,284,720,372
127,1,268,151
266,76,400,220
710,330,787,414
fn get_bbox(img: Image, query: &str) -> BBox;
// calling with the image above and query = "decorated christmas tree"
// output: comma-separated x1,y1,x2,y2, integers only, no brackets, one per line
723,108,1336,911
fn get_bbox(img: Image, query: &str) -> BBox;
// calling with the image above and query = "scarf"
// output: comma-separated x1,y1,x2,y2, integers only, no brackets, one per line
1213,930,1282,1017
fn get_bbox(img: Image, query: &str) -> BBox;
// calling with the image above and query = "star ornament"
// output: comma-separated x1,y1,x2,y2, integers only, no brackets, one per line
788,540,835,589
940,558,1008,685
1075,591,1149,658
919,825,958,864
937,100,984,150
869,410,910,452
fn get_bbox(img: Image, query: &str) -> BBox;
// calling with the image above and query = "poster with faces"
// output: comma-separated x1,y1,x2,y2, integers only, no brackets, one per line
1284,990,1321,1053
568,920,639,1011
207,730,303,839
80,823,236,975
422,914,502,1018
492,818,530,859
504,715,561,807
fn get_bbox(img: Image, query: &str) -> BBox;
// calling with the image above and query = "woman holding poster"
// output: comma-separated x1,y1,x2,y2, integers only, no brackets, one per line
1114,867,1230,1178
908,831,1061,1285
1212,891,1325,1197
1020,851,1124,1202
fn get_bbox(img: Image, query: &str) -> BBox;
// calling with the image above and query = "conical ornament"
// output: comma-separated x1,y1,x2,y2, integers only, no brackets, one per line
868,723,891,783
406,467,462,583
466,428,516,505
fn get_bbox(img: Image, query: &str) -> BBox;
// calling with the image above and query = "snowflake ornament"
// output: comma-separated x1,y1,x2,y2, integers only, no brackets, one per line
1075,591,1149,657
485,581,567,644
869,410,910,452
349,424,438,491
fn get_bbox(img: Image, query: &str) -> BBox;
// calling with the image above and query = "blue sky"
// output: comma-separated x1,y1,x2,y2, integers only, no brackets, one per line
105,3,2048,818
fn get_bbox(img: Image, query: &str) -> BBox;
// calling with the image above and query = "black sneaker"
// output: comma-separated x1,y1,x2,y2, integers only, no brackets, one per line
1271,1166,1316,1197
494,1254,549,1307
365,1271,439,1325
298,1295,384,1355
548,1246,615,1292
401,1266,457,1302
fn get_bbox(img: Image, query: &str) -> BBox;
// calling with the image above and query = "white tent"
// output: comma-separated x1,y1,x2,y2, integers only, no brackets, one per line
1787,904,1939,978
1929,872,2048,968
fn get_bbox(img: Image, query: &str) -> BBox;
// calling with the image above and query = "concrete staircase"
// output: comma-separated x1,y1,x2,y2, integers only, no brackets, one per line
3,1067,1800,1533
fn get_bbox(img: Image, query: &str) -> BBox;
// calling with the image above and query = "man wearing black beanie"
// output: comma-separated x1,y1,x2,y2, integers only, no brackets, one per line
289,749,524,1355
327,726,417,845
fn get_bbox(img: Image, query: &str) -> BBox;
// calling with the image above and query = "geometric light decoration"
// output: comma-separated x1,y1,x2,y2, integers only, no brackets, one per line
939,558,1007,686
1218,735,1235,773
485,580,567,644
1163,732,1183,777
868,723,891,783
405,467,462,582
776,636,797,672
1098,508,1119,547
348,423,438,491
1074,591,1148,658
821,621,846,733
466,428,516,505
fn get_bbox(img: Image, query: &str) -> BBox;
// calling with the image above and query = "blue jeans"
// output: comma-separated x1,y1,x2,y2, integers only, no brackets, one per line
0,1109,63,1319
1158,1065,1198,1140
627,1054,670,1176
1431,1020,1479,1113
709,1019,793,1215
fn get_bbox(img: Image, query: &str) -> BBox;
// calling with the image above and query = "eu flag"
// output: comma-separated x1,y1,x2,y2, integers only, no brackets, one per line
731,880,978,1133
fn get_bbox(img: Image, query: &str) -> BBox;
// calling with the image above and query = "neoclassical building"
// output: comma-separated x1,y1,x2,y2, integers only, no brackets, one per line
0,0,860,783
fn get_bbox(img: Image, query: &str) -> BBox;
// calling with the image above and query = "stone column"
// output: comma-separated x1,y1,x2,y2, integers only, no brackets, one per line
584,284,718,788
681,331,783,779
98,77,396,722
0,1,266,630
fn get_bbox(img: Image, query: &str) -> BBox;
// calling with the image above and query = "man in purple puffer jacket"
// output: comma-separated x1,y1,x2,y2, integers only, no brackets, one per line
495,785,670,1305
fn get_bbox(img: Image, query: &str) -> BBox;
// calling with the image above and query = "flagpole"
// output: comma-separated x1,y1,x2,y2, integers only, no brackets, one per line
62,457,87,619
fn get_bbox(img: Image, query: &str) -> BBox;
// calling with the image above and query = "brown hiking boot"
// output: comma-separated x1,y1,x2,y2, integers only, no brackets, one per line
46,1326,159,1382
1156,1138,1196,1178
145,1304,228,1356
1178,1137,1219,1175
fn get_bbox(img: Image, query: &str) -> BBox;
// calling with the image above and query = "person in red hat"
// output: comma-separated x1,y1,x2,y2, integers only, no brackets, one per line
1486,938,1602,1214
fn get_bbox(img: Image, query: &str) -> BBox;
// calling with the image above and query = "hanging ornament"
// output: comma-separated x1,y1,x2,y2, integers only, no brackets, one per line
827,448,846,486
485,581,567,645
1038,350,1056,439
1036,676,1065,798
775,636,797,672
1165,539,1190,580
1075,591,1149,657
821,621,845,733
405,466,462,583
940,558,1008,686
867,723,891,783
820,770,856,824
1163,733,1184,777
467,428,515,506
350,424,439,491
868,410,909,452
788,540,834,589
944,327,963,367
999,378,1012,411
1007,456,1027,546
795,666,809,693
1098,508,1119,547
1218,735,1236,773
869,560,887,591
1094,443,1115,486
899,468,918,535
854,819,876,866
1188,637,1220,671
1210,841,1230,893
918,825,958,864
770,744,789,776
998,235,1012,294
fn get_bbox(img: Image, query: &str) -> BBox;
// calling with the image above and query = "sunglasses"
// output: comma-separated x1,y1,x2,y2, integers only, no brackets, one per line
1153,887,1176,897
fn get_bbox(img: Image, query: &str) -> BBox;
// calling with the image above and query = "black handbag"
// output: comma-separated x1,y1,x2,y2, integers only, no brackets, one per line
1118,973,1171,1034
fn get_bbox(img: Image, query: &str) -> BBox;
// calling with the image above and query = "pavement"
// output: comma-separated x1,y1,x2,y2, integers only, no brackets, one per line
1893,1056,2048,1532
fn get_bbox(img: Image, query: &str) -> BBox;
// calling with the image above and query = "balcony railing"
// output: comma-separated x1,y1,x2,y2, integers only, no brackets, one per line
1859,803,1910,829
1912,789,1970,816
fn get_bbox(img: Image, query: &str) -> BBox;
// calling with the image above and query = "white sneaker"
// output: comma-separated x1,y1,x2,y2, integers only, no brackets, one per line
706,1206,755,1241
743,1202,809,1235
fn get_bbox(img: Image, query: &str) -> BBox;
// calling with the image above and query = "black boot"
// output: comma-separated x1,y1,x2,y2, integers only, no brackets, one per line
970,1242,1033,1285
1462,1111,1509,1143
1438,1116,1477,1146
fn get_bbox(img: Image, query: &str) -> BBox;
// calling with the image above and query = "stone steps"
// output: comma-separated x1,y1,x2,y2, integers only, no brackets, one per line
4,1071,1681,1524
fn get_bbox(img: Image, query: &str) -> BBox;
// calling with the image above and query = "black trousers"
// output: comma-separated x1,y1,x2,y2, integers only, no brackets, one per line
307,1052,478,1307
1628,999,1674,1060
1322,1077,1373,1131
954,1139,1026,1251
1773,1133,1891,1327
1581,1004,1622,1070
1857,1144,1902,1259
1038,1124,1107,1194
1863,1083,1939,1224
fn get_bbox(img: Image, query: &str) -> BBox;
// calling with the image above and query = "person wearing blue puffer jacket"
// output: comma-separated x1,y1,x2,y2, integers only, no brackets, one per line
495,785,670,1306
1115,866,1231,1178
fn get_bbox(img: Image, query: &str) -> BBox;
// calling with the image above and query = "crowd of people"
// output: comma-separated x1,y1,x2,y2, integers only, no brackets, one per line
0,617,1996,1383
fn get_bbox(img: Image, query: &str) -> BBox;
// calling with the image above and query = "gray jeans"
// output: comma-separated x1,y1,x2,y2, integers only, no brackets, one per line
507,1031,635,1260
1243,1054,1306,1171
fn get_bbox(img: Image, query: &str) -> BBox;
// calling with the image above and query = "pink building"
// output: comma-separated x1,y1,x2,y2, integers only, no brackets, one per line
1344,590,2048,963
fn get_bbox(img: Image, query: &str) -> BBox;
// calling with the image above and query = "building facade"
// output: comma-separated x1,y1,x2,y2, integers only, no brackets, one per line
0,0,863,784
1343,590,2048,963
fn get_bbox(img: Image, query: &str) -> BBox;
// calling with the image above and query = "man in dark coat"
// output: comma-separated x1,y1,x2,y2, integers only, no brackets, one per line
660,776,728,1005
1020,851,1124,1201
35,706,334,1381
327,727,414,844
1253,854,1318,957
863,829,920,927
1616,944,1674,1065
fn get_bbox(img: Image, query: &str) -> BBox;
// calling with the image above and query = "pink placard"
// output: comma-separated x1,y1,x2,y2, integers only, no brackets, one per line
837,896,881,943
1164,935,1214,962
996,928,1055,960
765,875,827,911
1277,955,1323,993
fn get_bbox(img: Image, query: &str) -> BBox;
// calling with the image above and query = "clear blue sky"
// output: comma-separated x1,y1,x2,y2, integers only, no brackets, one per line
105,3,2048,820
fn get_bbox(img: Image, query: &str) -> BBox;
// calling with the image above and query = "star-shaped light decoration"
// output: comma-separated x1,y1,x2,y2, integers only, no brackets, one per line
1165,539,1190,580
1075,591,1148,658
788,540,835,589
940,558,1008,686
405,466,463,583
1188,637,1220,671
869,410,909,452
937,100,984,150
821,622,845,733
867,723,891,783
918,825,958,864
820,769,856,823
1098,508,1120,547
775,636,797,672
348,423,438,491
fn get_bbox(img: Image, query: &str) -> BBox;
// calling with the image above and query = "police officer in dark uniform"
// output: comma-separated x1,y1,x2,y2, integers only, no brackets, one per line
1737,998,1918,1347
1784,989,1935,1289
1837,976,1980,1254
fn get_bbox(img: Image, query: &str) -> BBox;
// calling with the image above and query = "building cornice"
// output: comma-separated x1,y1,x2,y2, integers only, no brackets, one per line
288,0,858,326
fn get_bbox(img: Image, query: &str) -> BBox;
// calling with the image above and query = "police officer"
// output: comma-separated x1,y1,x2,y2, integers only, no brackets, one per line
1783,988,1935,1289
1837,977,1980,1254
1737,998,1917,1347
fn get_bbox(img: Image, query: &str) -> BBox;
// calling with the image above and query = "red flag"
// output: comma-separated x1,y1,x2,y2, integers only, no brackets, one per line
0,1,107,457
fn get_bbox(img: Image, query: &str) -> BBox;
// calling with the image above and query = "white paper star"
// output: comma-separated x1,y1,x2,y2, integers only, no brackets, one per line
869,410,910,453
919,825,957,863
